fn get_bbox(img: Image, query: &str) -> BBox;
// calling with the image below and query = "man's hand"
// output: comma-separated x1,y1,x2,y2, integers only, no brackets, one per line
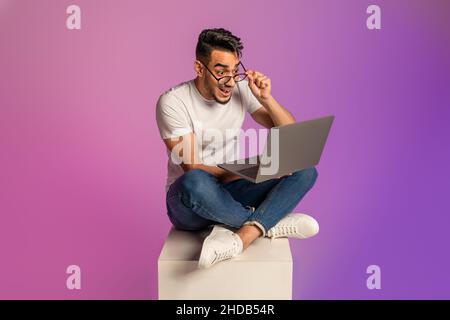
246,70,272,103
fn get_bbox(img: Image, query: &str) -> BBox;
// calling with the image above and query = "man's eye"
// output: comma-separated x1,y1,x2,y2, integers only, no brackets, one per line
217,70,224,75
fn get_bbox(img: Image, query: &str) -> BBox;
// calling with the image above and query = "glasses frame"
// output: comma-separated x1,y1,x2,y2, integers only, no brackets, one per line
199,60,248,85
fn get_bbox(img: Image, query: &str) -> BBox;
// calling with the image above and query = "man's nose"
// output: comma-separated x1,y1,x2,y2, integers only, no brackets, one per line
225,77,236,87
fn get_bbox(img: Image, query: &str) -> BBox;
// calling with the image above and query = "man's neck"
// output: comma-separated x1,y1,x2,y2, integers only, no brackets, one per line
194,77,214,101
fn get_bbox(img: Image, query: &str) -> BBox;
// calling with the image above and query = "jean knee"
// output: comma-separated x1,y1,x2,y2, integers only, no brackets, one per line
180,169,214,196
292,166,318,186
170,215,212,231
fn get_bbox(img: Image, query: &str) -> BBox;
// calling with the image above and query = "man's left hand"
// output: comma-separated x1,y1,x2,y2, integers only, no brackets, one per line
246,70,272,103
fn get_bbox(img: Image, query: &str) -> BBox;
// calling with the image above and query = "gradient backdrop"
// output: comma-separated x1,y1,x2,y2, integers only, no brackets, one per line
1,0,449,299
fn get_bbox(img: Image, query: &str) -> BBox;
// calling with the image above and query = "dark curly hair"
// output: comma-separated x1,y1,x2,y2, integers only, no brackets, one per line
195,28,244,63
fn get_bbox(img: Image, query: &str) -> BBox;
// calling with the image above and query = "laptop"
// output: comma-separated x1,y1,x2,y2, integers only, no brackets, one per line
218,115,334,183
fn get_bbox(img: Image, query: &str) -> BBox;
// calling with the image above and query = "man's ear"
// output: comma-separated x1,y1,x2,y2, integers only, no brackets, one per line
194,60,204,77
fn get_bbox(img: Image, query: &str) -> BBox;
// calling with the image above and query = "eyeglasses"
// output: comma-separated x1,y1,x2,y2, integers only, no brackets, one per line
199,60,248,85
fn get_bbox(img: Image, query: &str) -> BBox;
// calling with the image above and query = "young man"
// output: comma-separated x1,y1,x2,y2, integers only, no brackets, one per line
156,28,319,268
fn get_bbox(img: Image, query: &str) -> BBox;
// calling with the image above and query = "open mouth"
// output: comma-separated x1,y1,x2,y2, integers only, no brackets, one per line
219,87,232,97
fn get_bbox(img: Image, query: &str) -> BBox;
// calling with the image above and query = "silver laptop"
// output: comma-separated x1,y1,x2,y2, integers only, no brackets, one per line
218,115,334,183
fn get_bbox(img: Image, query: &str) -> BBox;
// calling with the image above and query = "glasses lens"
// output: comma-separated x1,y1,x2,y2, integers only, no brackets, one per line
233,73,247,82
218,76,232,85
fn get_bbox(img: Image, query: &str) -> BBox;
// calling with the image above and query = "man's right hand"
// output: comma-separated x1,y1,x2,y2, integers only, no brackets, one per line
162,132,243,183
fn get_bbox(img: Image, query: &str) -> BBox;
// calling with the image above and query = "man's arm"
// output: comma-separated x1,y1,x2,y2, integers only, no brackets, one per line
251,101,296,129
259,96,296,127
247,70,296,128
162,132,241,183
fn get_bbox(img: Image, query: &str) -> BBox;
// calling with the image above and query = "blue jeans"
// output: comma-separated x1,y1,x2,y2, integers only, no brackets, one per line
166,167,318,235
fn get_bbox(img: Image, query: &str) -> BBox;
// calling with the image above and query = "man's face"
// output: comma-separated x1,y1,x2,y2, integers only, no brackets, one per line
202,50,241,104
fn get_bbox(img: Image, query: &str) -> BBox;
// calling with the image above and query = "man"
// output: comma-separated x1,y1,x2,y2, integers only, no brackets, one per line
156,28,319,269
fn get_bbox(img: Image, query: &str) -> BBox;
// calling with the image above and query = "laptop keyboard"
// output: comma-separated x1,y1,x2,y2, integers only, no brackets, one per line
237,166,259,178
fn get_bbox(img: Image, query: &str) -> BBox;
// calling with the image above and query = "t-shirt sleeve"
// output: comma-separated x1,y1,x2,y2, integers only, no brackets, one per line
155,93,193,140
240,80,263,114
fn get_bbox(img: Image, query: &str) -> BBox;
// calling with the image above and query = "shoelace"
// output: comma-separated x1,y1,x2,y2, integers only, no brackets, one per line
269,225,298,239
212,240,239,264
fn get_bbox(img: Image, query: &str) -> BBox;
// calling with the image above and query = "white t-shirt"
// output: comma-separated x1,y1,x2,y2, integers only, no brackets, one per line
156,79,262,193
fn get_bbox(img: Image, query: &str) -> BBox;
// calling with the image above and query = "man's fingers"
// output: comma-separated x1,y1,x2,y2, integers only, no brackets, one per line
246,72,256,85
247,74,258,90
246,70,270,90
256,76,268,88
254,75,264,87
260,77,270,88
253,71,265,78
246,70,264,81
245,70,257,78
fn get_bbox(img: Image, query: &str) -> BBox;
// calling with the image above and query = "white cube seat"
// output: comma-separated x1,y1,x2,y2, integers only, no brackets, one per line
158,227,293,300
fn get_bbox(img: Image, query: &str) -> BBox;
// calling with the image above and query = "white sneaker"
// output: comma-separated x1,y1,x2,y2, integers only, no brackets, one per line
198,225,243,269
266,213,319,239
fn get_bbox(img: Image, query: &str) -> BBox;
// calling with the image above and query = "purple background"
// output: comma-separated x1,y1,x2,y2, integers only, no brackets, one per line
1,0,449,299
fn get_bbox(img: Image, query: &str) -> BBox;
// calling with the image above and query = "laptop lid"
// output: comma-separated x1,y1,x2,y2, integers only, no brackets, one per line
256,115,334,181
